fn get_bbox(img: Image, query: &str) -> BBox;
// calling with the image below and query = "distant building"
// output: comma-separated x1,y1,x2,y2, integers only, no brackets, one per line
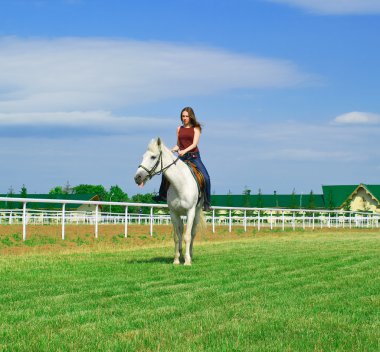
211,184,380,213
322,184,380,213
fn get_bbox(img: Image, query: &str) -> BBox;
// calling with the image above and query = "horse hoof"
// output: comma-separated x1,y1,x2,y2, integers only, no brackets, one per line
184,261,192,266
173,259,180,265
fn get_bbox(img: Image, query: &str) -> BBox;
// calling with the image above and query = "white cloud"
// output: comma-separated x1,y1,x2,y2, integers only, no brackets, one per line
1,118,379,194
0,37,314,116
0,111,172,132
332,111,380,124
204,118,379,166
266,0,380,15
259,148,362,161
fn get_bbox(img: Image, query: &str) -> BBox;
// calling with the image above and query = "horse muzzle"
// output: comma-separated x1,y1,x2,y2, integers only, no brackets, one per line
134,169,148,187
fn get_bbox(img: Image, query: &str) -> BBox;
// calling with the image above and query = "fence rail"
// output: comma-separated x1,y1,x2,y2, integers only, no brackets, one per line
0,197,378,241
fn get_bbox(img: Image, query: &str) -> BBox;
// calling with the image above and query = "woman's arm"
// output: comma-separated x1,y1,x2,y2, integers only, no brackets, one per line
178,127,200,156
171,126,181,152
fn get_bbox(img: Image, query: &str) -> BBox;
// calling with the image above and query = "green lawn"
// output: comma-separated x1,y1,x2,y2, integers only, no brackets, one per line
1,230,379,351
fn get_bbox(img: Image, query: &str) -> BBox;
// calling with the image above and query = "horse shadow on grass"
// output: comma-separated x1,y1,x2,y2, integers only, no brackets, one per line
126,256,196,265
126,256,173,264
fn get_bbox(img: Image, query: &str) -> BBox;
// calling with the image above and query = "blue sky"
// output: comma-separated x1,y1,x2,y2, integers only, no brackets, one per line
0,0,379,196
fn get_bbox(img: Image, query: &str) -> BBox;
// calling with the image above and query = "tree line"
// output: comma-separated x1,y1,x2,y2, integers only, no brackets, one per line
4,183,155,214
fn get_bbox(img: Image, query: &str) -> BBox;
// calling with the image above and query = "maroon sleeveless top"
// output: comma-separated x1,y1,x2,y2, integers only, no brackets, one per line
178,126,199,153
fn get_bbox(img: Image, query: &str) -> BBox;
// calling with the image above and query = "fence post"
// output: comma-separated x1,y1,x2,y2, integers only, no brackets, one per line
22,202,27,241
292,212,295,231
95,204,99,239
282,211,285,231
270,211,273,230
212,209,215,233
349,213,352,229
124,206,128,238
302,212,305,230
229,209,232,233
258,210,261,231
150,207,153,236
62,203,66,240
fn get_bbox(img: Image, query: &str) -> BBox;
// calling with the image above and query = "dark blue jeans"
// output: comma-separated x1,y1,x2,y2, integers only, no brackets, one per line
180,152,211,208
158,152,211,208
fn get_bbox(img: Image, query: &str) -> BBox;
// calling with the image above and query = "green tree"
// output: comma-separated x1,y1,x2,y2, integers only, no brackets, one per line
21,184,27,198
49,186,63,195
256,188,264,208
108,185,129,213
290,188,298,209
5,186,15,209
274,190,279,208
226,190,233,208
243,186,251,208
8,186,14,196
63,181,72,194
342,198,352,211
308,190,316,209
72,184,107,201
130,193,154,214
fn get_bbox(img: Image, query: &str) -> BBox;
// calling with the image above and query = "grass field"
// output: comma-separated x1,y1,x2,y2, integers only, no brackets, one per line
1,226,379,351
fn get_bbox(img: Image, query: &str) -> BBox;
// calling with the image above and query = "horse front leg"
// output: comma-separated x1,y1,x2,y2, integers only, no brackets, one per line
184,208,196,266
170,212,183,265
190,209,201,259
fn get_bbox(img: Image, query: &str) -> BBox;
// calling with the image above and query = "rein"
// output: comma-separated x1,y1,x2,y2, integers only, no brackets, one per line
138,146,179,181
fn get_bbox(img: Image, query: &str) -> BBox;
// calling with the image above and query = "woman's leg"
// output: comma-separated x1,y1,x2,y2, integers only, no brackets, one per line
153,175,170,202
192,158,211,210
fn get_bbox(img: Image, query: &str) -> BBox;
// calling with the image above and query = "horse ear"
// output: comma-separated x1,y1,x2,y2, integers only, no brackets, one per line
157,137,161,146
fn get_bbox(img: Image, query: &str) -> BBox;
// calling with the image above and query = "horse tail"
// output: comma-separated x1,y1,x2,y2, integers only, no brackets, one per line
197,210,208,235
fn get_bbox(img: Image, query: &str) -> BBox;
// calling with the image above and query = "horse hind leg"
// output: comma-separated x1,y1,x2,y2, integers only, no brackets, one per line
190,210,201,259
171,213,183,265
184,208,196,266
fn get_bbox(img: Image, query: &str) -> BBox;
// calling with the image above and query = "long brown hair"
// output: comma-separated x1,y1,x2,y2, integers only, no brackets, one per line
180,107,202,132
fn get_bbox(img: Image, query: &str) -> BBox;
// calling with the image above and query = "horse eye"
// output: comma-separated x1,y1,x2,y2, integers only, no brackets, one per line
151,156,156,160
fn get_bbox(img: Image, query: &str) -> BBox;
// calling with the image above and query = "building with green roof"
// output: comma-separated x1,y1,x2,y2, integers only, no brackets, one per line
1,184,379,213
211,184,380,213
322,184,380,213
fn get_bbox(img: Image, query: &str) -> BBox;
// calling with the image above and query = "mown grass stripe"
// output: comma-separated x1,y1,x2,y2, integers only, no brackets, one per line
0,231,379,351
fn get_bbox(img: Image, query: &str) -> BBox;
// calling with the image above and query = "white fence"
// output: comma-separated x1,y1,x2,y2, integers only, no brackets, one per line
0,196,379,241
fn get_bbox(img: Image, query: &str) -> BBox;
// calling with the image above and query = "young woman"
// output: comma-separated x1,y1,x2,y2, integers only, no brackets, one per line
154,107,211,211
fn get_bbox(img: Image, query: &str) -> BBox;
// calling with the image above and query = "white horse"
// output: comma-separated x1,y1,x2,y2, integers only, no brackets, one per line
134,137,205,265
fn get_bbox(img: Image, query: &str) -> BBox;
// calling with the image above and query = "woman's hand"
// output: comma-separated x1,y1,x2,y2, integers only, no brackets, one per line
178,149,186,156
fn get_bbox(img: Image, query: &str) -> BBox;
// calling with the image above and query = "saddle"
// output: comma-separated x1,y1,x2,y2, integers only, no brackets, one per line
184,160,205,199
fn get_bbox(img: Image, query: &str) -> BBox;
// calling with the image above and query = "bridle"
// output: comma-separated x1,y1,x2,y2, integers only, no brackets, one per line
138,146,179,182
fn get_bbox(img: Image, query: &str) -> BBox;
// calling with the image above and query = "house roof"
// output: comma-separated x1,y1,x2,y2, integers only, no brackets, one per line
362,185,380,204
212,183,380,209
322,184,380,208
211,193,325,209
0,194,99,210
321,185,358,208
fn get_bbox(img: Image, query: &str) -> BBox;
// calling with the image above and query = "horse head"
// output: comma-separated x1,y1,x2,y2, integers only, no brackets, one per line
134,138,163,187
